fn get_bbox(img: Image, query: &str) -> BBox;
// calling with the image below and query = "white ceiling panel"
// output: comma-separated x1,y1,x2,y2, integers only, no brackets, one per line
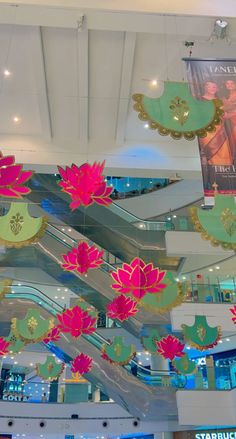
89,97,119,141
48,95,78,140
0,93,41,135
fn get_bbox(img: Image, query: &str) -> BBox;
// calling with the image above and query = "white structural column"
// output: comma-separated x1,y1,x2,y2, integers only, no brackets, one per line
116,31,136,145
29,26,52,142
77,26,89,150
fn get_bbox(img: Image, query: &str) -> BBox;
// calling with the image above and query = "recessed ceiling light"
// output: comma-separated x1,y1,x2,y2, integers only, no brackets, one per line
14,361,18,364
61,296,65,300
186,346,191,350
219,340,223,344
151,79,158,86
13,116,21,123
226,338,230,342
30,363,33,366
215,266,220,270
4,69,11,77
64,288,68,292
144,123,149,129
54,296,58,299
57,288,61,291
126,183,130,187
68,228,72,232
209,268,213,272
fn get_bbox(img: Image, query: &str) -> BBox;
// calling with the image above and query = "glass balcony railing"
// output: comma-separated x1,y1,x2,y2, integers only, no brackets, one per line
181,281,236,304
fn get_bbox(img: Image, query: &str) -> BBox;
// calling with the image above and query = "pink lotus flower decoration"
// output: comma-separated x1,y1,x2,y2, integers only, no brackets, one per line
43,326,61,344
0,337,10,356
111,257,166,300
230,305,236,324
106,294,138,322
0,151,33,198
70,353,93,375
57,305,97,338
57,161,113,209
62,241,104,275
156,335,185,361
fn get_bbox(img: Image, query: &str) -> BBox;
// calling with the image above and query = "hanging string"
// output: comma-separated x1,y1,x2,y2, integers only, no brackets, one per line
175,15,186,82
163,15,170,81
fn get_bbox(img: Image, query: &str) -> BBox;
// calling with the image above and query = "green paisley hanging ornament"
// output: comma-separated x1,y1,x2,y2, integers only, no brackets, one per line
102,336,136,365
11,309,54,344
6,330,25,354
0,202,47,248
0,279,12,300
190,195,236,250
173,353,197,375
132,81,223,140
36,355,65,381
182,315,221,351
139,272,184,314
141,328,161,354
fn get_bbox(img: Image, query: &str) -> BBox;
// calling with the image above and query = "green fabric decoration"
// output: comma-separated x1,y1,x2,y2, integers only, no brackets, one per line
6,330,25,354
102,336,135,365
191,195,236,250
140,272,184,313
141,328,161,354
11,308,54,344
133,81,223,140
182,315,221,351
36,355,64,381
173,353,197,375
0,202,47,248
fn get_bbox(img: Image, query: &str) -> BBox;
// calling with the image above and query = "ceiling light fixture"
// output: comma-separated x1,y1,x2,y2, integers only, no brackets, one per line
144,123,149,129
212,19,228,39
4,69,11,77
13,116,20,123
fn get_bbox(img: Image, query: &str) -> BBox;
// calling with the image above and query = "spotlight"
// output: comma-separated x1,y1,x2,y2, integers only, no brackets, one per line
213,19,228,39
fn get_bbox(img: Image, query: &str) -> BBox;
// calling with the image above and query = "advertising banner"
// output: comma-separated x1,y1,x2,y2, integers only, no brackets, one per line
185,59,236,199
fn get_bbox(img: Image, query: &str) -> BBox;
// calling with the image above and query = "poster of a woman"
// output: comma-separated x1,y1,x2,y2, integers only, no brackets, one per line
185,58,236,198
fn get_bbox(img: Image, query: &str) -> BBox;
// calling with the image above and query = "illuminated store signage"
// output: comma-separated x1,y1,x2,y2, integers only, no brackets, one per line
2,395,28,402
196,434,236,439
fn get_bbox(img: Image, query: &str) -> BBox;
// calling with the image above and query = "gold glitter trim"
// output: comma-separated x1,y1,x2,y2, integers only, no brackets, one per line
0,279,12,300
132,94,224,141
0,216,48,248
190,207,236,251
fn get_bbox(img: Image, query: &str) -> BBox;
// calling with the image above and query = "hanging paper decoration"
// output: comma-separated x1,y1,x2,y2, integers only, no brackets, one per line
111,257,166,300
70,353,93,375
191,195,236,250
139,272,184,314
6,330,25,354
0,203,47,248
141,328,161,354
230,305,236,324
43,326,61,344
61,241,104,275
173,353,197,375
106,294,138,322
36,355,65,381
57,305,97,338
0,336,10,356
0,279,12,300
156,335,185,361
57,161,113,209
11,309,54,344
0,151,33,198
182,315,221,351
132,82,223,140
102,336,135,365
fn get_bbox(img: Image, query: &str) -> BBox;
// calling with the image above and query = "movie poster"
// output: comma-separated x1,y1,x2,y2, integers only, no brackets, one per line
185,59,236,199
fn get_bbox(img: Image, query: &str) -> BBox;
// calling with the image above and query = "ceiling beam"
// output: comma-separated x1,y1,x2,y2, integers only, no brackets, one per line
0,0,235,19
29,26,52,141
116,32,136,146
77,27,89,149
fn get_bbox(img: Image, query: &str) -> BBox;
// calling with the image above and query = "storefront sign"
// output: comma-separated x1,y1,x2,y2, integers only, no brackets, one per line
196,433,236,439
2,395,28,402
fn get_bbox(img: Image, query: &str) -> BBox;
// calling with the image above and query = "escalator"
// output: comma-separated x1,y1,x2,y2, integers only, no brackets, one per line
0,222,170,337
1,285,180,421
26,173,182,271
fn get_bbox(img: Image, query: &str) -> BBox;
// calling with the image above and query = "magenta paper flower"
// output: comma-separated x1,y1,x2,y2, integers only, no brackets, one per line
111,257,166,300
230,305,236,324
61,241,104,275
57,161,113,209
70,353,93,375
43,326,61,344
0,151,33,198
156,335,185,361
106,294,138,322
0,337,10,356
57,305,97,338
